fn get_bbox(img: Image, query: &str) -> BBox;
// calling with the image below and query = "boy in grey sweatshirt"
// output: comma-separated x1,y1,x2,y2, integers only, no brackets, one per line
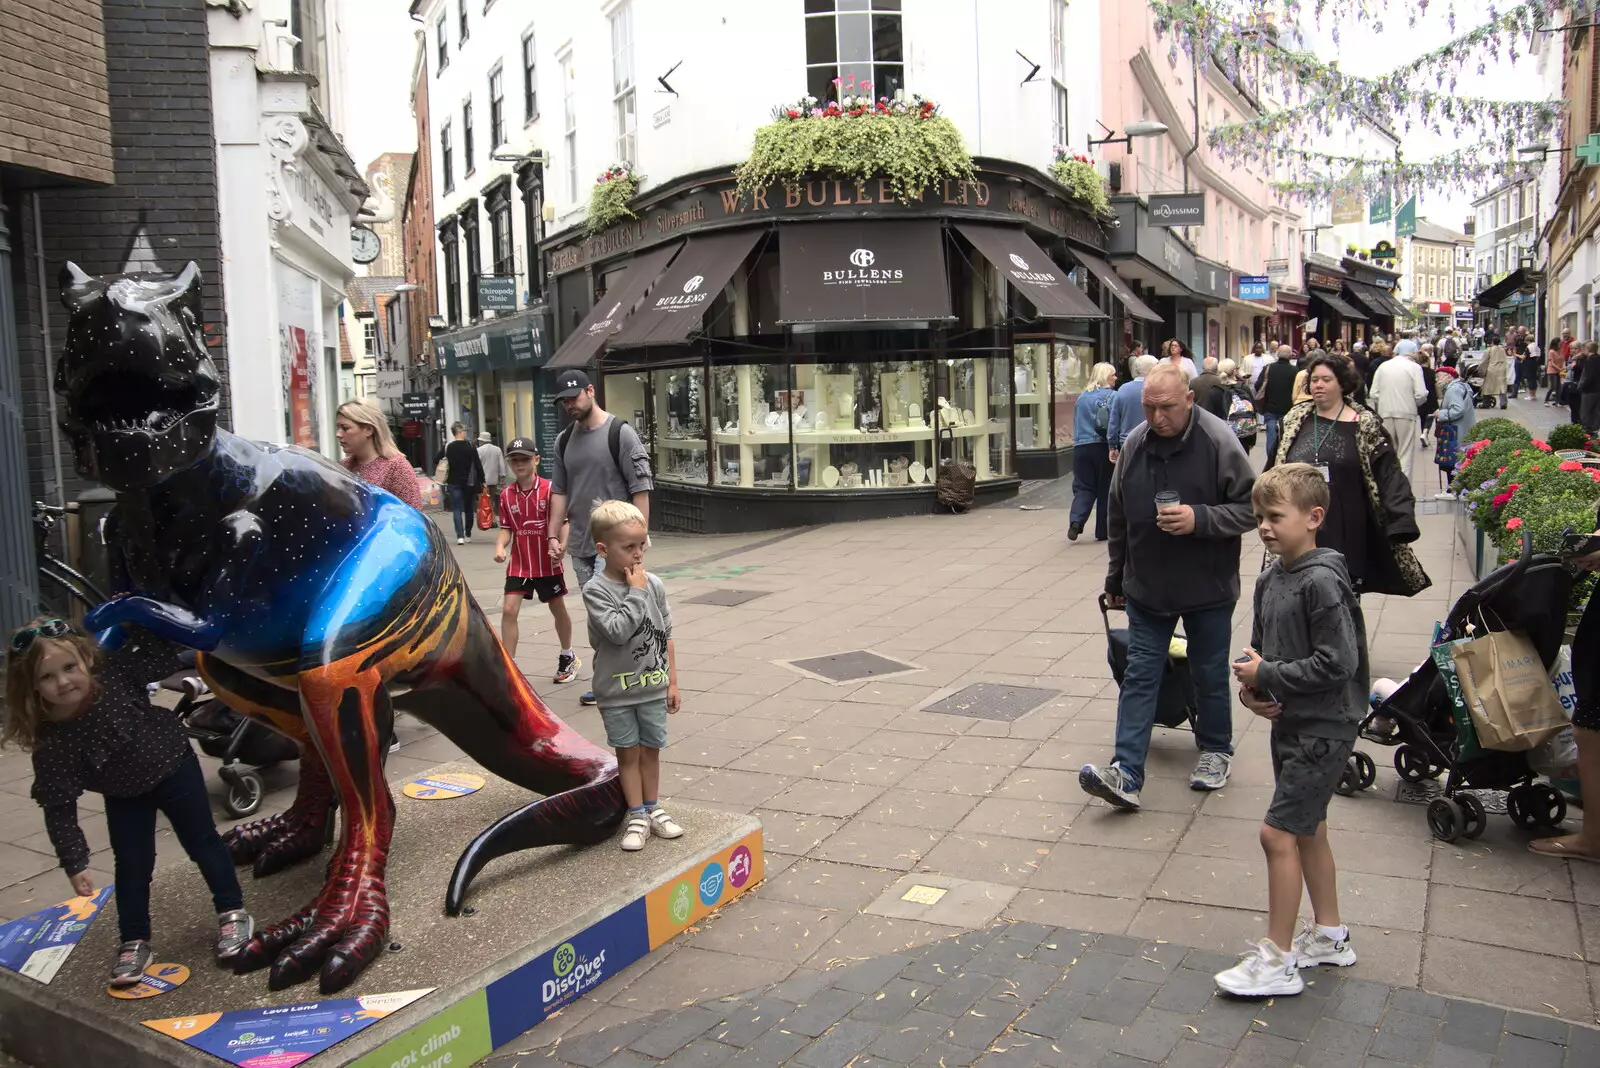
582,500,684,852
1218,463,1366,999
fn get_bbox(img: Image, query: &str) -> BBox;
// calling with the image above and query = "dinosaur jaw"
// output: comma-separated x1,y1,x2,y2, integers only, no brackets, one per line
63,366,218,490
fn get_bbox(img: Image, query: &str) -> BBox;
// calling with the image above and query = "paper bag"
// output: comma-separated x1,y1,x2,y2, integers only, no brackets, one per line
1450,630,1568,752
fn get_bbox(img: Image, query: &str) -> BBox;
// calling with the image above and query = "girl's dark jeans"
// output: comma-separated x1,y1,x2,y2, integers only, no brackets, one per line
103,750,243,943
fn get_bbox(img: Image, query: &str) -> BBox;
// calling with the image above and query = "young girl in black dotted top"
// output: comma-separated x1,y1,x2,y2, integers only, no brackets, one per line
3,619,254,987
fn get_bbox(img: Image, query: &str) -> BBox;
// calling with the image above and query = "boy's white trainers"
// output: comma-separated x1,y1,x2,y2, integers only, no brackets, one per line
621,815,649,851
1215,940,1305,997
649,807,684,839
1291,923,1357,968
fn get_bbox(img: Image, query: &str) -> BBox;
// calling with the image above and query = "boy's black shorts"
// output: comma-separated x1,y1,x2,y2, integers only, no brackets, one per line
1266,728,1354,838
504,574,567,603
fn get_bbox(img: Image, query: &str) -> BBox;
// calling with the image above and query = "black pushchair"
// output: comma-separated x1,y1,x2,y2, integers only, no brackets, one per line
1343,531,1573,842
1099,594,1195,730
157,652,298,818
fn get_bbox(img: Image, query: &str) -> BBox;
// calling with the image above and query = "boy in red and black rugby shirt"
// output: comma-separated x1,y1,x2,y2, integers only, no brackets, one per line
494,438,580,683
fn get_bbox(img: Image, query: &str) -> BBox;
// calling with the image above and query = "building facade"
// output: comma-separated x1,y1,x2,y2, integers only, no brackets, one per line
1473,175,1541,331
1546,16,1600,343
362,151,414,278
208,0,369,458
1405,218,1470,330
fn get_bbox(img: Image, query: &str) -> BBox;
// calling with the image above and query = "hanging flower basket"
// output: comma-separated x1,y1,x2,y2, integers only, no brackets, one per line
1048,151,1113,220
735,82,974,204
587,163,641,234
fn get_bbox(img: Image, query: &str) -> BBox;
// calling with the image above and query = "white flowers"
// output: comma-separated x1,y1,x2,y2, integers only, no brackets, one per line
804,94,818,106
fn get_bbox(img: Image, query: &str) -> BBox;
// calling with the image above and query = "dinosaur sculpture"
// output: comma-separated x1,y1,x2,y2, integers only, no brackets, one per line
59,263,625,994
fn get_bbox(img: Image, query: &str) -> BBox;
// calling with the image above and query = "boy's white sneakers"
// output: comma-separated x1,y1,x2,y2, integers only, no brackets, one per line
1292,923,1358,968
1215,940,1304,997
621,815,649,851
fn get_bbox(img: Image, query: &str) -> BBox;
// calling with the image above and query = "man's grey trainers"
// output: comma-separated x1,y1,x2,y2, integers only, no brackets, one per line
215,909,254,962
109,939,153,987
1190,751,1232,791
1291,922,1357,968
1079,763,1141,810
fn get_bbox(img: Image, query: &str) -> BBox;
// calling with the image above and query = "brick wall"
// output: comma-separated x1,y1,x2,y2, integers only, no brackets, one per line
402,62,437,368
366,151,415,278
6,0,227,510
0,0,114,185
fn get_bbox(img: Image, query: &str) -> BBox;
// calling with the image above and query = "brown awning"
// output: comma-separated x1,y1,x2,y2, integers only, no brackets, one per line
1068,248,1164,322
610,229,764,348
778,220,952,324
546,242,682,368
954,223,1105,320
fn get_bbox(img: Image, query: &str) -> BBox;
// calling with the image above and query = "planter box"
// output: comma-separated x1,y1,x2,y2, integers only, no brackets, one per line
1455,506,1489,581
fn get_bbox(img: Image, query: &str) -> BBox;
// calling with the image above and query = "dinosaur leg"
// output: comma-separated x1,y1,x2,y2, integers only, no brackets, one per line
195,654,336,877
233,665,395,993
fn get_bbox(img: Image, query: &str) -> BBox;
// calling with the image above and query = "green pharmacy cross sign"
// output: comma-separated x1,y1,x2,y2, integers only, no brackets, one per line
1580,135,1600,168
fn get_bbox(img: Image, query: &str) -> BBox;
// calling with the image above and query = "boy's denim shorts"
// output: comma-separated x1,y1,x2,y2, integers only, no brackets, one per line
600,698,669,750
1266,728,1354,838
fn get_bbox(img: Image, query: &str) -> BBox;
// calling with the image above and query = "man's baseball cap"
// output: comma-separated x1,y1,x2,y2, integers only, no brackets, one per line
553,369,593,398
505,437,538,457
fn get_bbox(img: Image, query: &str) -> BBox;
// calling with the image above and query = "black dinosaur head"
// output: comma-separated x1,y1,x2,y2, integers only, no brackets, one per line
56,261,222,490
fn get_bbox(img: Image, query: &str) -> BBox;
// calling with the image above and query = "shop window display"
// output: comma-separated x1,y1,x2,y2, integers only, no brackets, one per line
711,362,794,488
790,360,936,490
602,368,655,465
1013,341,1052,451
941,355,1013,479
497,373,536,443
651,366,708,485
1054,341,1092,448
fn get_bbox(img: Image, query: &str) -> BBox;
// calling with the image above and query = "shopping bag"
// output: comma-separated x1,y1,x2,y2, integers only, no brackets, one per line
1450,629,1569,751
1530,647,1580,779
1428,625,1481,762
476,488,494,530
433,456,449,483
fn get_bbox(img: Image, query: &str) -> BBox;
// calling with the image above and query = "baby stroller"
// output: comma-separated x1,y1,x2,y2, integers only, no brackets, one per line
156,653,299,818
1343,531,1573,842
1456,352,1498,410
1099,594,1195,730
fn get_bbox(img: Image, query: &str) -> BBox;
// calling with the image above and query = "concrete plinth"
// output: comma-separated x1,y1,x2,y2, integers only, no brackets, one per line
0,764,763,1068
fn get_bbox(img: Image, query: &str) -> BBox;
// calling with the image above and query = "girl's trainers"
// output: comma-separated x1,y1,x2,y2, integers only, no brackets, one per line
649,807,684,839
110,939,153,987
216,909,255,962
621,815,649,851
1214,940,1304,997
554,653,580,684
1291,923,1357,968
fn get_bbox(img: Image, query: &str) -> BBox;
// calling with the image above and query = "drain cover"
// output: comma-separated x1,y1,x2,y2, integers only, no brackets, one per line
685,589,770,607
926,683,1059,721
786,650,922,683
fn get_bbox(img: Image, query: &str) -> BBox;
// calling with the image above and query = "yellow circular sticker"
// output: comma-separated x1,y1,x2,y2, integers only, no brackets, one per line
402,772,487,799
107,962,189,999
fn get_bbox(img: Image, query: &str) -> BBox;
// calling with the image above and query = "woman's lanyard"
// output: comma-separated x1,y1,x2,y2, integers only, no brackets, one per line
1310,402,1345,468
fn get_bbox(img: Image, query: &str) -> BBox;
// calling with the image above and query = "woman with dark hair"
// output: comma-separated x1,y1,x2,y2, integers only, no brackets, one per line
1273,353,1429,597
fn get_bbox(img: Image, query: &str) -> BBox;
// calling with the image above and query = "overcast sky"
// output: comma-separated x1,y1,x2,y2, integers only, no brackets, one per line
340,0,421,172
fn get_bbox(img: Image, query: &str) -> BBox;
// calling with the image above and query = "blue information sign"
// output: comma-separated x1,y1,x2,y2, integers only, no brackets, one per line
1237,276,1271,301
0,885,112,983
143,988,433,1066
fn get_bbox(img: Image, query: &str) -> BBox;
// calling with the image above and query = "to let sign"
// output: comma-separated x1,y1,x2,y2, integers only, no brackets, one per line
1237,275,1271,301
476,275,517,312
1147,193,1205,227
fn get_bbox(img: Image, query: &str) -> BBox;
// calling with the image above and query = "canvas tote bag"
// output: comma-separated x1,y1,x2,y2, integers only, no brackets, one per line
1450,629,1568,751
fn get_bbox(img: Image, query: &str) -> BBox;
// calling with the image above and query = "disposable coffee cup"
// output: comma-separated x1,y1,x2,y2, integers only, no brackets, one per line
1154,490,1180,512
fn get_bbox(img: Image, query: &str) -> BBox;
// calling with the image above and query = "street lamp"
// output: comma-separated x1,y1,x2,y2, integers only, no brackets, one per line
1086,120,1170,154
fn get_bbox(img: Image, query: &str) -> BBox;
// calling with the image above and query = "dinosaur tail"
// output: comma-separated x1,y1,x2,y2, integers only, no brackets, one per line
445,768,627,914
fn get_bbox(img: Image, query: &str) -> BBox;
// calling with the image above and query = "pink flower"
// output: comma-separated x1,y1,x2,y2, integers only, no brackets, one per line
1506,517,1524,530
1559,460,1583,471
1534,440,1553,451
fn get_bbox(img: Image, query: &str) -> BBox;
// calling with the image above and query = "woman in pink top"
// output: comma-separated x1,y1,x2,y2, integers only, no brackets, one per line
335,398,422,508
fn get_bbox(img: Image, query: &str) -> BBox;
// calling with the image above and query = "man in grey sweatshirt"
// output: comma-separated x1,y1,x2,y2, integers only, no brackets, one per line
1081,364,1257,811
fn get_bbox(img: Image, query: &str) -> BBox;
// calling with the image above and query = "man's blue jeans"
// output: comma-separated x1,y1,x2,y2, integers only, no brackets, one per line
1113,598,1236,792
1262,412,1282,463
447,484,473,539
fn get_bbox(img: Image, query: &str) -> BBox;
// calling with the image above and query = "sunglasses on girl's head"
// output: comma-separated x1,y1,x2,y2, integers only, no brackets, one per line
9,619,73,655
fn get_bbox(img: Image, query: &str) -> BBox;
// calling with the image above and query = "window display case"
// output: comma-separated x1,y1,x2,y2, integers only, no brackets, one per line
1013,342,1052,450
1053,341,1093,448
651,367,708,485
711,362,793,488
941,355,1013,480
789,360,936,489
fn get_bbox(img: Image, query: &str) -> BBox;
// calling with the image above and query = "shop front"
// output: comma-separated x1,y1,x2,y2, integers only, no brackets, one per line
1341,259,1406,341
433,307,554,469
1477,268,1538,332
540,162,1131,531
1104,197,1220,361
1270,290,1309,350
1304,260,1366,348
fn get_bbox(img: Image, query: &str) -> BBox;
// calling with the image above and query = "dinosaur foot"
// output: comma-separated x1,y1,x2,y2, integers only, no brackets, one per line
234,863,390,994
224,802,336,877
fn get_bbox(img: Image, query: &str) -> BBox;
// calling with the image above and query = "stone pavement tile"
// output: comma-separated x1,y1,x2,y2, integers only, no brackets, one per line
1323,828,1434,880
720,1025,811,1065
0,845,60,889
912,760,1015,795
775,722,879,751
1080,976,1159,1025
1571,862,1600,907
1123,772,1210,815
1504,1010,1571,1043
752,809,845,855
920,832,1050,885
1151,853,1268,910
992,767,1085,803
854,730,958,760
864,1008,950,1063
1048,717,1118,747
856,787,981,831
1021,738,1103,772
1163,1038,1232,1068
745,693,841,721
766,779,886,818
803,913,967,971
671,769,795,810
1436,998,1505,1054
1109,1004,1205,1061
758,858,903,912
693,716,794,746
882,711,981,737
1565,1021,1600,1068
955,797,1082,842
865,873,1018,930
626,1004,724,1058
1127,901,1269,954
1429,841,1574,901
1421,935,1592,1019
688,897,855,964
1148,966,1223,1013
844,975,929,1023
1062,806,1195,852
812,751,926,788
1027,841,1168,897
607,947,796,1012
810,819,946,871
709,672,799,699
1293,1017,1374,1068
1425,884,1579,955
660,1038,739,1065
767,985,866,1038
1001,889,1141,933
1226,1031,1304,1068
1177,813,1268,859
1341,925,1423,987
668,737,760,769
1496,1033,1567,1068
792,1017,880,1067
705,996,794,1047
935,735,1047,767
737,741,839,777
844,682,944,709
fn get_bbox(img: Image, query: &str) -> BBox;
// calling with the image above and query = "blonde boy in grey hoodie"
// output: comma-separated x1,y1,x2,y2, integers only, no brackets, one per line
1217,463,1367,999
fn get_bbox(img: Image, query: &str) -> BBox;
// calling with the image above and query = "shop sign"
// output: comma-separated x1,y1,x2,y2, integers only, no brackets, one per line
1455,308,1475,321
283,157,351,264
545,167,1104,275
1147,192,1206,227
1237,275,1271,300
1195,258,1232,301
1265,258,1290,279
1306,269,1343,291
375,370,404,398
477,275,517,312
434,311,550,375
401,392,432,417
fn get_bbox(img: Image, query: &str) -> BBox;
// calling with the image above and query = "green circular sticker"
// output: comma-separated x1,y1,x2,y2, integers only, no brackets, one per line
552,942,576,977
669,881,695,925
